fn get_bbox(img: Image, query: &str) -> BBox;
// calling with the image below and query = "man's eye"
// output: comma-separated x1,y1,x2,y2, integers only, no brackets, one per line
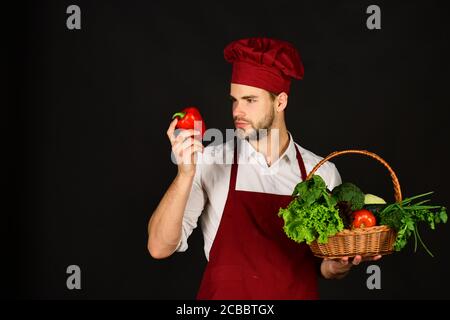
247,99,255,103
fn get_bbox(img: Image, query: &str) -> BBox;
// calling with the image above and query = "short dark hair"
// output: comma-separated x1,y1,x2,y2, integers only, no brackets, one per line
268,92,278,102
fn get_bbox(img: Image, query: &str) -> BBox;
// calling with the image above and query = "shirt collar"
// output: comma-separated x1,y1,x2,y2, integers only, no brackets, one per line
239,132,297,165
284,132,298,163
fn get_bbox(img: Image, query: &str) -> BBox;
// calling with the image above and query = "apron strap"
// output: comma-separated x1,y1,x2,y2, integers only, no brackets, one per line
230,137,308,190
230,138,239,191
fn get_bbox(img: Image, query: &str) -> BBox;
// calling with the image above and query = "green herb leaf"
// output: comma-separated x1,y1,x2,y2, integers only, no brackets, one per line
379,192,447,257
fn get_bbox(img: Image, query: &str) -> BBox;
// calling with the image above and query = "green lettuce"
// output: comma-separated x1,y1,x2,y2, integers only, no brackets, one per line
279,175,343,244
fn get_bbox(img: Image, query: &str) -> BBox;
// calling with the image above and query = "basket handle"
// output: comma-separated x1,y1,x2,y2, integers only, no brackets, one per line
306,150,403,202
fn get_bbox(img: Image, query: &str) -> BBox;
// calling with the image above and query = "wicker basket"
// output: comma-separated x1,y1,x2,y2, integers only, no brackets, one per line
307,150,402,259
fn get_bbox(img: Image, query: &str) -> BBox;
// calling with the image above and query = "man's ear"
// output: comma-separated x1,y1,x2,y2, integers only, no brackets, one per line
276,92,288,112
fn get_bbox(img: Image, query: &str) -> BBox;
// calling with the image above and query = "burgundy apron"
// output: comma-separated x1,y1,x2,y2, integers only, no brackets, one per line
197,139,319,300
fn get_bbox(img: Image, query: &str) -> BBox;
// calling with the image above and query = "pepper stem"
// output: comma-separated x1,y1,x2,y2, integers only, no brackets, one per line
172,112,186,119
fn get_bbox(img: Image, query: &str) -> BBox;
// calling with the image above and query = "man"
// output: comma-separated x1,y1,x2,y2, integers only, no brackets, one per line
148,37,381,299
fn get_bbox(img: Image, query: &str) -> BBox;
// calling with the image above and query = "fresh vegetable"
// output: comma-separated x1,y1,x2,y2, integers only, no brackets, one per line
332,182,365,211
336,201,353,229
364,193,386,204
172,107,206,137
279,175,343,244
291,175,336,208
363,203,386,215
352,209,377,228
378,192,448,256
280,174,448,257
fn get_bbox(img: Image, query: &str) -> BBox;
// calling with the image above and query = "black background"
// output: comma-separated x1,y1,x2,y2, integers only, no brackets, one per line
9,0,450,299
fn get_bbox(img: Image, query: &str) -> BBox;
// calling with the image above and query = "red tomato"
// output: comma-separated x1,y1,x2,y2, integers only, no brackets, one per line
352,209,377,228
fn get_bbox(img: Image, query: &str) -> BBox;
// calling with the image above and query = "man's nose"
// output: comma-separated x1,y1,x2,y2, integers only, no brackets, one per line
232,102,245,119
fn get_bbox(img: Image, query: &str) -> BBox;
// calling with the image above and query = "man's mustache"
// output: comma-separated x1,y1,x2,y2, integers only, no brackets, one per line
233,117,251,123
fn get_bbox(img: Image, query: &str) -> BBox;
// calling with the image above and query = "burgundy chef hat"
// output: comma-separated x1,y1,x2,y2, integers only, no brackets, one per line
223,37,304,95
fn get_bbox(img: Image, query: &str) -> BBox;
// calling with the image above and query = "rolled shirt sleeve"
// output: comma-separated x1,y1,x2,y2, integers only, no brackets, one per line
176,163,207,252
316,161,342,191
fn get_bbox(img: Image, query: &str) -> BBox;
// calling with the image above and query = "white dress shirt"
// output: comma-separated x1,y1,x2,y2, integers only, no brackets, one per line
176,134,342,261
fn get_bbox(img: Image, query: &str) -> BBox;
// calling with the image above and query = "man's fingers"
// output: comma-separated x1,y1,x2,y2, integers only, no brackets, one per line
181,138,204,153
173,138,204,164
372,255,382,261
337,257,352,274
180,144,204,164
166,118,178,143
352,255,362,265
174,137,203,154
352,254,382,263
184,144,204,157
172,130,198,151
325,254,383,278
360,255,382,262
174,129,201,144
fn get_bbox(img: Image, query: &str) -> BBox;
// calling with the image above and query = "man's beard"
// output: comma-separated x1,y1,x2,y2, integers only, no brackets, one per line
236,107,275,142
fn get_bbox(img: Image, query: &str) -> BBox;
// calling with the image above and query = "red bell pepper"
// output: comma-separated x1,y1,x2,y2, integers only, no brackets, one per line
172,107,206,138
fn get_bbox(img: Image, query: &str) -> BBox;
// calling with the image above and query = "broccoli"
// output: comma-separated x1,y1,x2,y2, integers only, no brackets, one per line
331,182,365,211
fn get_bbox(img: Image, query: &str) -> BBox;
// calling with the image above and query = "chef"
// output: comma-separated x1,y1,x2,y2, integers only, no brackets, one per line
147,37,381,299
